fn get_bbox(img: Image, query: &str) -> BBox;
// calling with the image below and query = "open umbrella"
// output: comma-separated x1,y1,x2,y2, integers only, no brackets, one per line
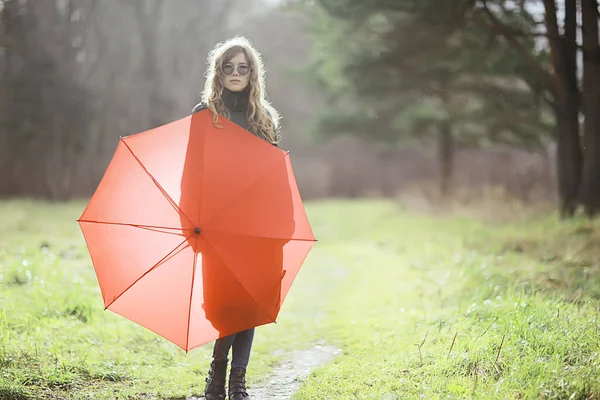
77,110,316,352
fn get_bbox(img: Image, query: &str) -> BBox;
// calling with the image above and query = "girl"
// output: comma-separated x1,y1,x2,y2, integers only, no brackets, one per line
191,36,281,400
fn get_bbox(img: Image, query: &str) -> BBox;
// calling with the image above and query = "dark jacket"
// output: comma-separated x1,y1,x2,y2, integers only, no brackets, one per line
192,88,278,148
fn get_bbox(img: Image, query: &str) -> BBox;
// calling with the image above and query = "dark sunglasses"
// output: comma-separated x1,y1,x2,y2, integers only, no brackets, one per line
221,63,251,76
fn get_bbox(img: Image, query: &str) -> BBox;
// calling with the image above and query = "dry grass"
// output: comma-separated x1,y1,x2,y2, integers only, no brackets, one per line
395,182,557,222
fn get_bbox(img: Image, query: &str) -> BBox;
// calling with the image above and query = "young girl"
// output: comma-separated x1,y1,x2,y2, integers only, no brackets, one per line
191,36,281,400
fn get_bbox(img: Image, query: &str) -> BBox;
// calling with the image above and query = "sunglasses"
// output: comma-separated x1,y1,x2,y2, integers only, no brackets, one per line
221,63,251,76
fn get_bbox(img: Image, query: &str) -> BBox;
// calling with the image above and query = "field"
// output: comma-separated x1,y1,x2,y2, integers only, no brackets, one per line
0,199,599,399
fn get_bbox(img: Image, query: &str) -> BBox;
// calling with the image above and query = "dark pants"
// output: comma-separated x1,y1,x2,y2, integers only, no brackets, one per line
212,327,255,370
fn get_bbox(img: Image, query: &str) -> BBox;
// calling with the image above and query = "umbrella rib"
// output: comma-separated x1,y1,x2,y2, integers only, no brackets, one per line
202,236,276,323
77,219,186,236
195,120,207,233
120,137,195,229
203,230,316,242
201,153,285,229
105,235,193,310
185,235,199,353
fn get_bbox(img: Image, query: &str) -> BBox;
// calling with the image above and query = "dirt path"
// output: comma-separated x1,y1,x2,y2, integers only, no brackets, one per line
190,343,340,400
247,343,340,399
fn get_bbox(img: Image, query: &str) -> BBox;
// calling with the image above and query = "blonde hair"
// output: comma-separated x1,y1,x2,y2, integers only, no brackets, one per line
201,36,281,145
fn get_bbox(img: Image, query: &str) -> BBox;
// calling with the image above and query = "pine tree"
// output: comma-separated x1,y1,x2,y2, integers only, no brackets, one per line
305,0,551,195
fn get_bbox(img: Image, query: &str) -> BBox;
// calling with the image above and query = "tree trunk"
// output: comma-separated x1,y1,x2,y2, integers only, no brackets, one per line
544,0,582,217
554,100,582,217
438,120,454,196
579,0,600,216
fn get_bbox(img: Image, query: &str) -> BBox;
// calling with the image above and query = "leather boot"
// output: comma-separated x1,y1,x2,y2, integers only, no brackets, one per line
204,359,228,400
228,367,250,399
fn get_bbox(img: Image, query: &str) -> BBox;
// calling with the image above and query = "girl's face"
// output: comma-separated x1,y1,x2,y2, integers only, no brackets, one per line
221,51,251,93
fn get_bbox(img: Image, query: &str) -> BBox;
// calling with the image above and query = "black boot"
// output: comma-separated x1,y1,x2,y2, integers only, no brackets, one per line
204,359,227,400
228,367,250,399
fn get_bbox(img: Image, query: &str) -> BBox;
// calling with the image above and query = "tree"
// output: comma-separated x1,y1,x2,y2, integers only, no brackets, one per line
579,0,600,216
478,0,583,217
478,0,600,217
306,0,551,195
0,0,94,199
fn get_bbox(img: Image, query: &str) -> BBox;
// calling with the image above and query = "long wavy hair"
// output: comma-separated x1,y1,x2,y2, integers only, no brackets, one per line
200,36,281,145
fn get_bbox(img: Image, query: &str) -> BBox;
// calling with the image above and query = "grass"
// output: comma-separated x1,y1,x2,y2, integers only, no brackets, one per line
1,198,599,399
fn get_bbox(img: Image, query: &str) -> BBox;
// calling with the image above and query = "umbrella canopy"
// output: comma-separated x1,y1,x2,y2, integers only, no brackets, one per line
77,110,316,352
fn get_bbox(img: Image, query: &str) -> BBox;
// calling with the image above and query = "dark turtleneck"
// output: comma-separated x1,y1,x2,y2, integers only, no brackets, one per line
221,87,251,132
191,86,278,147
222,87,249,113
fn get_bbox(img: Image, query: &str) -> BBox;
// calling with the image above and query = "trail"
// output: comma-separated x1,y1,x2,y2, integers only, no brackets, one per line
189,343,340,400
247,344,340,399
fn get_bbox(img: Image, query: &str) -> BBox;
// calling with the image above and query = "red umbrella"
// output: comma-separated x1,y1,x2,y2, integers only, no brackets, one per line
77,110,316,351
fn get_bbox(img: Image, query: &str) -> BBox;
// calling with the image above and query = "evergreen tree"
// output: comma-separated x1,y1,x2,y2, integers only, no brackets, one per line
305,0,551,194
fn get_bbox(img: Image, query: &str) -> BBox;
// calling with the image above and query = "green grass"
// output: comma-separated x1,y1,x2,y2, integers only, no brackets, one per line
1,198,599,399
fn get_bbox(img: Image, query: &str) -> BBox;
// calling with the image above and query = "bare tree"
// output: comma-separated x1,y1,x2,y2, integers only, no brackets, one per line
0,0,94,199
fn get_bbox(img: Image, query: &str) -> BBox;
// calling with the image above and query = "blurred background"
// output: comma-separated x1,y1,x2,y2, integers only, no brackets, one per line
0,0,599,218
